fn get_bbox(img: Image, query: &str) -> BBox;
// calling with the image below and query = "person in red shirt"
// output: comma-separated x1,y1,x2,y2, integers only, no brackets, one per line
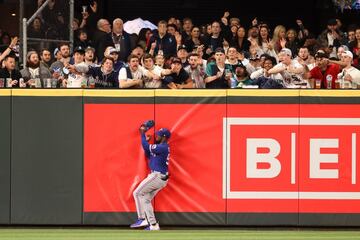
307,50,340,89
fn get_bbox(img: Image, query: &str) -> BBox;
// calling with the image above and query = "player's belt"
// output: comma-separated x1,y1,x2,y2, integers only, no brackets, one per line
151,170,169,181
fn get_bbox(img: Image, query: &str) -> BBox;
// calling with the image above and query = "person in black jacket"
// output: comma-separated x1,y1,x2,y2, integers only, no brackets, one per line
148,20,177,59
92,19,112,62
110,18,132,62
87,56,119,88
0,55,21,88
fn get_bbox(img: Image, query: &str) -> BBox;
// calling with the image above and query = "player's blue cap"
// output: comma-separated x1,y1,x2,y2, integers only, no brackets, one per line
156,128,171,139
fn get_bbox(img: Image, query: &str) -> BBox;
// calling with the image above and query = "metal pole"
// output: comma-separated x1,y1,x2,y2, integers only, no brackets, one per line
26,0,51,26
69,0,74,52
19,0,24,66
22,18,27,68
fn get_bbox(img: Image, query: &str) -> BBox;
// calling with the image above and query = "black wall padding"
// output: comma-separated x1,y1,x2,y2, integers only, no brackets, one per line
11,96,83,224
0,94,11,224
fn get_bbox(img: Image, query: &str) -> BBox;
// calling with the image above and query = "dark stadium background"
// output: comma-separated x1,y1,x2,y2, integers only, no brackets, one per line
0,0,359,37
95,0,358,35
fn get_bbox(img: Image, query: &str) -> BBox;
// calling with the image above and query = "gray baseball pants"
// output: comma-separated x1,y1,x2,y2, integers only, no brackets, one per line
133,172,168,225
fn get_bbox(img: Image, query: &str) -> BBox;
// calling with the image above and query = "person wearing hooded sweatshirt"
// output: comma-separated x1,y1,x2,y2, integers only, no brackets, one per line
20,51,52,87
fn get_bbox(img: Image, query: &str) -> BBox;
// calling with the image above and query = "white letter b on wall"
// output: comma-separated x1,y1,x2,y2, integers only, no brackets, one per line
246,138,281,178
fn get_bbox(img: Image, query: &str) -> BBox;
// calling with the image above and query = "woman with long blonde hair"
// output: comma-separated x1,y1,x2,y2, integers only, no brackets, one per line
271,25,286,53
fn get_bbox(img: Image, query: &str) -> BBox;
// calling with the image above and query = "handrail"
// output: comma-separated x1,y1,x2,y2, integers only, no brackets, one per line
26,0,51,26
21,0,74,67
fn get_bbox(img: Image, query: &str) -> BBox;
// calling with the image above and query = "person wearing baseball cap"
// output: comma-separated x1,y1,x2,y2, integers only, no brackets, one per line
306,50,340,89
106,46,124,71
131,121,171,231
84,47,96,66
53,48,61,61
268,48,306,88
176,45,189,67
162,57,193,89
73,46,85,55
337,50,360,87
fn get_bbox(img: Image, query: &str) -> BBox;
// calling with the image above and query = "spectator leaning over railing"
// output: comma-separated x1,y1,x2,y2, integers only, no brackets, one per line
162,57,193,89
305,50,340,89
267,48,306,88
71,56,119,88
141,53,166,89
250,55,283,81
62,47,87,88
184,53,206,89
118,54,144,89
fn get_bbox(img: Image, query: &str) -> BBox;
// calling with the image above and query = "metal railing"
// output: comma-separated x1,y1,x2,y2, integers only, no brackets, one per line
20,0,74,67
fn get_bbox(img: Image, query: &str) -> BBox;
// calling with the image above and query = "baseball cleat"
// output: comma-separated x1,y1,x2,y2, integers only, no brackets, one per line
144,223,160,231
130,218,149,228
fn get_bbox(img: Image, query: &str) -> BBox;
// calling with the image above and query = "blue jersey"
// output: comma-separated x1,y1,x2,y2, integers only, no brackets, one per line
141,133,170,175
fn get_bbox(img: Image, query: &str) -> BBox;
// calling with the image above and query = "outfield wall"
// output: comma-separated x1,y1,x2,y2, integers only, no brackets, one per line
1,89,360,226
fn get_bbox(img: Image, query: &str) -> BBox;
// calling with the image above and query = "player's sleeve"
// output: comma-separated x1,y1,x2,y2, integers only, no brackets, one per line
141,133,151,158
149,144,168,155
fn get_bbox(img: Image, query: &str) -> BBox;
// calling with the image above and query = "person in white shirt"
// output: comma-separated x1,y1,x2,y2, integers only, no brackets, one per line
250,56,283,80
337,51,360,86
118,54,144,88
65,46,87,88
268,48,306,88
141,53,165,88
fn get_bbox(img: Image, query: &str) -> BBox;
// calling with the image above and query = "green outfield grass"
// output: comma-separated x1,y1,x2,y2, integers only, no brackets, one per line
1,229,360,240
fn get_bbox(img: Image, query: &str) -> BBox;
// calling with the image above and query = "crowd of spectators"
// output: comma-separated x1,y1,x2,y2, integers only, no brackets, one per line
1,0,360,89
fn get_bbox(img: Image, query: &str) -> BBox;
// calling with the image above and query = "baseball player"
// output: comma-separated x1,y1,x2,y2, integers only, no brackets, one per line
130,121,171,231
